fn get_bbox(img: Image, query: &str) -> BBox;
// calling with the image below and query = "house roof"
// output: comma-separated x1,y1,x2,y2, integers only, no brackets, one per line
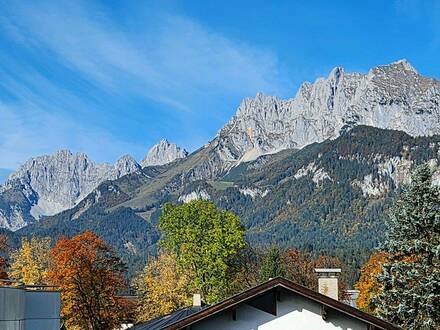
131,306,207,330
160,277,401,330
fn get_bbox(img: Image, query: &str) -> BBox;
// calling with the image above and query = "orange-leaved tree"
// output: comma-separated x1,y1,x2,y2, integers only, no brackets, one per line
0,234,9,281
283,249,316,288
355,251,389,315
284,249,349,301
47,231,126,330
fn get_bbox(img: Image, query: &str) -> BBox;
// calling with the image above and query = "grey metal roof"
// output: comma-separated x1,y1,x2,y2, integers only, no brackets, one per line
131,306,206,330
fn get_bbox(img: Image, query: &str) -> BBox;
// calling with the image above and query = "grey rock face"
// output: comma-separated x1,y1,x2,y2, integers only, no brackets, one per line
213,60,440,167
115,155,142,177
141,139,188,167
0,150,141,230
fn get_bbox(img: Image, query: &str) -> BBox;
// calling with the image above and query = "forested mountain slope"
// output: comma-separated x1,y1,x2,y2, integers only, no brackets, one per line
10,126,440,282
3,60,440,233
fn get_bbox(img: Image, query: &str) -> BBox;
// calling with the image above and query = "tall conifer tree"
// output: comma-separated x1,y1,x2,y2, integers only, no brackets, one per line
259,246,286,281
375,164,440,329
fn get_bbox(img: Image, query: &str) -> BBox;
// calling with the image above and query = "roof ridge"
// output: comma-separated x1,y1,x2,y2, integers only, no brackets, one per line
164,277,401,330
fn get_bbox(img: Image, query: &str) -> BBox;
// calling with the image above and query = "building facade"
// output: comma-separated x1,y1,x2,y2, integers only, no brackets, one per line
132,277,400,330
0,284,60,330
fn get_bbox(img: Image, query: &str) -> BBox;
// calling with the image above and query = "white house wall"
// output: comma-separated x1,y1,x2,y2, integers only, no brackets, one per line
192,291,368,330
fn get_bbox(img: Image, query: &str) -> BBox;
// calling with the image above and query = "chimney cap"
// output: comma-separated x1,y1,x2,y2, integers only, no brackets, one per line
193,293,202,308
314,268,341,278
345,289,360,294
314,268,341,273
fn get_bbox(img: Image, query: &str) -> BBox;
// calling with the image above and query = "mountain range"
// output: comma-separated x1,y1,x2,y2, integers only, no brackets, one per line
0,142,184,230
2,60,440,281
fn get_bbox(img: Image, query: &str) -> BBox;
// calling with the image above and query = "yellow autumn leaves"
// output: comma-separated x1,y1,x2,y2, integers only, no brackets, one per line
10,236,51,285
133,252,192,322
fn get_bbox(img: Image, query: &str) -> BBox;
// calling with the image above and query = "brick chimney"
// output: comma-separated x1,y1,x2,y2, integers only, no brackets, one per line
314,268,341,300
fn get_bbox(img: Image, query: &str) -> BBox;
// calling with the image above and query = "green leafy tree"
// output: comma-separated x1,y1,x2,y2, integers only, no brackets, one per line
259,246,286,281
159,200,246,303
375,164,440,329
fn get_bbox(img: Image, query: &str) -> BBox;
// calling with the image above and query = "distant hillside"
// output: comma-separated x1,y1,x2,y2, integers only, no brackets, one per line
13,126,440,283
3,59,440,232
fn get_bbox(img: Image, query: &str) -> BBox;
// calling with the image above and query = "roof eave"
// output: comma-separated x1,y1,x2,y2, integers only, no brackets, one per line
164,277,401,330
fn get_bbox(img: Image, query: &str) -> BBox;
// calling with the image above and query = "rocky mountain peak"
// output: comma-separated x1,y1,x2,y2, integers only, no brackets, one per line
388,59,418,73
367,59,420,83
328,66,344,80
115,155,142,176
211,60,440,171
2,60,440,230
141,139,188,167
0,150,141,231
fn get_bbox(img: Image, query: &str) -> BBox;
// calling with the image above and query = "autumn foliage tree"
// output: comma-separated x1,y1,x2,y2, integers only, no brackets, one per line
283,249,316,288
225,247,350,300
0,234,9,281
284,249,349,300
10,236,51,285
133,252,191,322
355,251,388,315
47,231,126,330
226,246,261,294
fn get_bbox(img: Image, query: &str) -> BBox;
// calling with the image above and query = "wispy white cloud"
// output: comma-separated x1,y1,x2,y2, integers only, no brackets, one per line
0,57,147,168
0,0,288,168
1,0,287,107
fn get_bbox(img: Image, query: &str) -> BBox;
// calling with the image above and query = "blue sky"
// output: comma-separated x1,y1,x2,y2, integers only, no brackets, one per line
0,0,439,169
